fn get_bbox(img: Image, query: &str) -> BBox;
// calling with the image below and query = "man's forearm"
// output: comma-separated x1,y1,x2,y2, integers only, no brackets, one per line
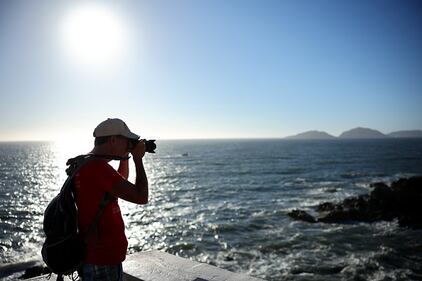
134,158,148,203
118,159,129,179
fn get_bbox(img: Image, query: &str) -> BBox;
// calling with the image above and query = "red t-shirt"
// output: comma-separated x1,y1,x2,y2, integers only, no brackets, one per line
74,159,128,265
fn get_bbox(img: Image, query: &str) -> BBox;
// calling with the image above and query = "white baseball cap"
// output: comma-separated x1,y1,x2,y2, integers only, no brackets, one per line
93,118,139,140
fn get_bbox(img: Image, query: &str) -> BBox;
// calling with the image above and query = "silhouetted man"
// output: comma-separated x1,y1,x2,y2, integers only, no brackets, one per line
75,118,148,281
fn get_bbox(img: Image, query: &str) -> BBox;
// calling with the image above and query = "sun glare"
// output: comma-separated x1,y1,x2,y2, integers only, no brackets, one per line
60,3,129,71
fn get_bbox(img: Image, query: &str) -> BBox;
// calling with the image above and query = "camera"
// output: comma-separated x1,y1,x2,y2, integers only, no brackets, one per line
131,139,157,153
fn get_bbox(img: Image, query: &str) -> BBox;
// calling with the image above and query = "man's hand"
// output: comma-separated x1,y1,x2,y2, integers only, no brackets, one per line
131,139,146,160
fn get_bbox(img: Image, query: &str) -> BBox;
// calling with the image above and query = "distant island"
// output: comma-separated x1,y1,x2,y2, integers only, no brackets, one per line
338,127,387,139
286,127,422,140
388,130,422,138
285,130,336,140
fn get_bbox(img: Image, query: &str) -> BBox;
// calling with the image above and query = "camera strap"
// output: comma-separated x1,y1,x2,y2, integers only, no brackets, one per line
87,153,131,161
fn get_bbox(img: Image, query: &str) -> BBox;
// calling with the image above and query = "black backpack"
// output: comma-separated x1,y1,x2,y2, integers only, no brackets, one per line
41,154,111,279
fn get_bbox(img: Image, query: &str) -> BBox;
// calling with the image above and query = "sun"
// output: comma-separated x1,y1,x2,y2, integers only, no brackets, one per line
60,3,128,71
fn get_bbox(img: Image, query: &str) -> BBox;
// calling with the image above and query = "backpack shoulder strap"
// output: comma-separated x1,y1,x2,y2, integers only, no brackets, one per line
64,154,114,239
65,154,95,176
83,192,112,242
56,154,95,194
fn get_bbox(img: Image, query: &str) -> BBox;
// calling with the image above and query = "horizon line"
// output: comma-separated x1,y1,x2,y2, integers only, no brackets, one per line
1,136,422,143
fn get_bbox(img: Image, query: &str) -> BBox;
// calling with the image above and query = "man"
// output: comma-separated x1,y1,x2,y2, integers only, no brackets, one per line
74,118,148,281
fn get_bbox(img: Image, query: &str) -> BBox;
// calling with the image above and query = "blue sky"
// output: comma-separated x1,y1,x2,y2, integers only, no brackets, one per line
0,0,421,141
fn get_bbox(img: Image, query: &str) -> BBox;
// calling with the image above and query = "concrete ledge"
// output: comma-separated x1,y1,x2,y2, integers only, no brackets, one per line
124,250,263,281
27,250,264,281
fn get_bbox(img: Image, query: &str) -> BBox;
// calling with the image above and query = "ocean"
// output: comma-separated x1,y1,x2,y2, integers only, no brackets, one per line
1,139,422,280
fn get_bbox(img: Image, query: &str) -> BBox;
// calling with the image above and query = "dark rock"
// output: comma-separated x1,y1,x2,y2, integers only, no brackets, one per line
317,202,336,212
319,208,372,223
224,255,234,261
343,195,369,210
287,209,317,223
288,176,422,228
19,266,51,279
391,177,422,192
369,184,395,212
369,182,389,189
370,185,393,201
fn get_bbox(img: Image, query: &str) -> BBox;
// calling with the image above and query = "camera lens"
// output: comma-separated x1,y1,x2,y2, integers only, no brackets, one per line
130,139,156,153
145,140,156,153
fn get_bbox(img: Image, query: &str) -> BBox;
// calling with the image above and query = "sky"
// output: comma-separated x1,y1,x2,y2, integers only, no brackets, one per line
0,0,421,141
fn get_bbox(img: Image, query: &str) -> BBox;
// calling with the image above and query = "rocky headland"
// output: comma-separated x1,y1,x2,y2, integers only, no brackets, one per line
288,176,422,228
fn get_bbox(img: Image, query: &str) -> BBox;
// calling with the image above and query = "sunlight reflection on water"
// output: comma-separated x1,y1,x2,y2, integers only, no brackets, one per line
0,141,96,265
0,142,59,263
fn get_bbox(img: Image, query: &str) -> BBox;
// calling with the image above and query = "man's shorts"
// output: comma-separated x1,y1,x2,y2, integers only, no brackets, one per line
79,263,123,281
